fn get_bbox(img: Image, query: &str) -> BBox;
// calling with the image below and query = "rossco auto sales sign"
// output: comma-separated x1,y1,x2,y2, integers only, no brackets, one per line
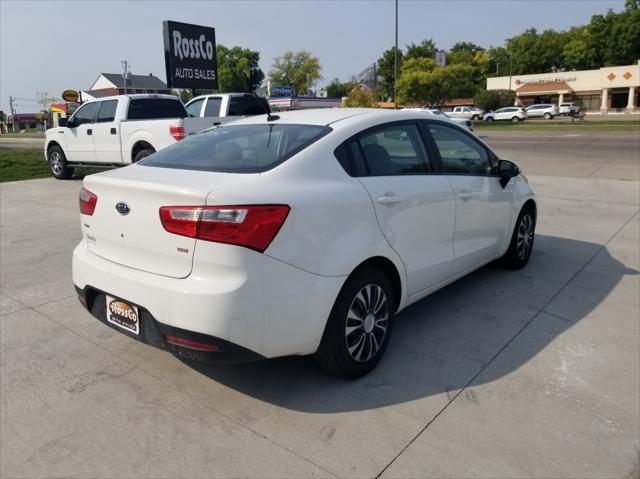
163,20,218,89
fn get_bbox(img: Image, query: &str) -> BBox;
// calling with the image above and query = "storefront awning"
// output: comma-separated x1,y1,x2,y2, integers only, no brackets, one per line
515,81,572,96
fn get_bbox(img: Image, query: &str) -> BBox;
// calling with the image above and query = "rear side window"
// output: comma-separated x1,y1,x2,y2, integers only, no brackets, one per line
343,123,431,176
139,124,331,173
97,100,118,123
204,97,222,117
228,96,270,116
127,98,187,120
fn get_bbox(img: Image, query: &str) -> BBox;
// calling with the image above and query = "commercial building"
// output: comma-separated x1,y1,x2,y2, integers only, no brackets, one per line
487,62,639,113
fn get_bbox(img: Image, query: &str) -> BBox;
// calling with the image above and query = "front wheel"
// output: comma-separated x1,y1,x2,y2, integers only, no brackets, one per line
472,114,479,121
315,268,395,378
47,145,74,180
544,113,552,120
511,116,521,122
485,116,495,122
501,206,535,269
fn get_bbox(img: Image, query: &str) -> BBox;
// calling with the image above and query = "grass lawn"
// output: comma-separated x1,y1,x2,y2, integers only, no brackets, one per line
0,148,50,182
474,118,640,132
0,148,108,183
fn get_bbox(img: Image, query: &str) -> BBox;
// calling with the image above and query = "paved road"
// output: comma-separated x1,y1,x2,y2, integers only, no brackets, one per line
0,136,44,150
482,131,640,181
1,144,639,477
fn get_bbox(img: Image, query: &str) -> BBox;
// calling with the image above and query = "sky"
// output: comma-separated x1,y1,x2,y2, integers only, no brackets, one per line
0,0,627,113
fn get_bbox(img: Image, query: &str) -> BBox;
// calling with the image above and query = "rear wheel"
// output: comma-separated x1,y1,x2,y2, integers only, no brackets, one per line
315,268,395,378
471,114,479,121
501,205,535,269
544,112,552,120
485,116,495,122
511,116,521,122
47,145,74,180
133,148,154,163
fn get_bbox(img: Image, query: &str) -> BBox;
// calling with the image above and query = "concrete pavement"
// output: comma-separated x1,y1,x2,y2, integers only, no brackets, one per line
1,165,639,476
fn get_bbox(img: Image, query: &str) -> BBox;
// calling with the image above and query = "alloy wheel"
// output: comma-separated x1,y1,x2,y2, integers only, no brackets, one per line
517,214,534,260
49,151,63,174
345,284,389,363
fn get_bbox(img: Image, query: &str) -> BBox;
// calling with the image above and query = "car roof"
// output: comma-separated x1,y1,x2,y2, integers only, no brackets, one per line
85,93,180,102
226,108,459,129
187,93,260,103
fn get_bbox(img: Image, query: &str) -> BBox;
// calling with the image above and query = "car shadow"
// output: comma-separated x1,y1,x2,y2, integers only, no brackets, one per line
184,235,637,413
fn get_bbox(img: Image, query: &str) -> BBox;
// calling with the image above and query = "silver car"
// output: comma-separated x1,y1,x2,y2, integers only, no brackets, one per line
525,104,559,120
483,107,528,122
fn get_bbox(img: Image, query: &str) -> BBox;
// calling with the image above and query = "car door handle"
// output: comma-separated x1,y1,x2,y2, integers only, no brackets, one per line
457,191,473,200
377,195,404,205
87,129,92,135
110,128,117,135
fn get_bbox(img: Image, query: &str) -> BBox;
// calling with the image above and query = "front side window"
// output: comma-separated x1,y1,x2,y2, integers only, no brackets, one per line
428,123,493,176
139,123,330,173
185,98,204,117
351,123,431,176
97,100,118,123
72,102,98,126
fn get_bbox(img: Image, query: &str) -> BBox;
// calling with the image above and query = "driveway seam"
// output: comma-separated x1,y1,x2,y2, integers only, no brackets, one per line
375,207,640,479
28,305,340,478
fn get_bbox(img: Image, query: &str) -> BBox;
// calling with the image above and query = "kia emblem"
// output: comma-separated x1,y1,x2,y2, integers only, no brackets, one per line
115,202,130,216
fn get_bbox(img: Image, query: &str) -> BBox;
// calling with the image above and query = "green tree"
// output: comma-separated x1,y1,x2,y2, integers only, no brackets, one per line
269,51,322,97
397,64,477,108
344,86,377,107
405,39,437,60
325,78,354,98
474,89,515,111
216,45,264,92
447,42,486,66
376,47,403,101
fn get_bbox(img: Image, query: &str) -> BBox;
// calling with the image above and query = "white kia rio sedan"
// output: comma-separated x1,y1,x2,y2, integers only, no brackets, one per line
73,108,536,377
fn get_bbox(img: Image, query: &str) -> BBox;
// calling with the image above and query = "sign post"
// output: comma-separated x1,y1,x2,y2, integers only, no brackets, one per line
162,20,218,90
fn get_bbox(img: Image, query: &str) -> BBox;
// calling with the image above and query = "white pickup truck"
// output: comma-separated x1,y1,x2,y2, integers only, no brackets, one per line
45,94,199,179
449,106,485,121
184,92,270,130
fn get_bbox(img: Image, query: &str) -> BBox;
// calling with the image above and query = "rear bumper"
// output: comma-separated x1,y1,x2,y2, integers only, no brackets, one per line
72,240,345,359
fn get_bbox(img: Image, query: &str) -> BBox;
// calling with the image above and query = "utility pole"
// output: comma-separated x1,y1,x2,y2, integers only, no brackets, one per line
122,60,130,94
394,0,398,108
9,96,17,133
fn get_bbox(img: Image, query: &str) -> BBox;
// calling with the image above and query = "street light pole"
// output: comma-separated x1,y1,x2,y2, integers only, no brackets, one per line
394,0,398,108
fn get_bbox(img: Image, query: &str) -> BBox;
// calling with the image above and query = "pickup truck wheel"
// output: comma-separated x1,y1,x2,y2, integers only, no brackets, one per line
133,148,154,163
472,114,479,121
47,146,74,180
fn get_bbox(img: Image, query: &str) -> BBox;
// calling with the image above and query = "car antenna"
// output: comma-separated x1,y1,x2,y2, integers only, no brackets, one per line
266,111,280,122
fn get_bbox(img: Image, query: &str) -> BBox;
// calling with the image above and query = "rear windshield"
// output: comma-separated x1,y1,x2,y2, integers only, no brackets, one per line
228,96,271,116
127,98,187,120
138,123,331,173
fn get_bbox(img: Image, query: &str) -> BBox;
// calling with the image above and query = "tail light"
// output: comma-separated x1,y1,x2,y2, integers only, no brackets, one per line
165,335,219,351
159,205,290,253
169,126,186,141
79,187,98,215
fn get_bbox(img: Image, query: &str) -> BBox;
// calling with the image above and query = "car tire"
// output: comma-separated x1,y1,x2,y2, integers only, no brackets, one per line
544,113,552,120
472,114,479,121
315,267,395,378
501,205,536,270
485,116,494,122
133,148,155,163
511,116,521,122
47,145,74,180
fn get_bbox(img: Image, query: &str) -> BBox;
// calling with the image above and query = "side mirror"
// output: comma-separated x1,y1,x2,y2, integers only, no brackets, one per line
58,117,68,127
498,159,520,188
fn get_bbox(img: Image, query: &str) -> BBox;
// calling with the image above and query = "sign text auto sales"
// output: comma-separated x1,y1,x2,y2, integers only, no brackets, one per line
163,20,218,89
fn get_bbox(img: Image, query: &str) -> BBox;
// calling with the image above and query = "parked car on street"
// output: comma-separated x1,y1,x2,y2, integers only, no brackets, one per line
184,93,271,131
403,108,474,131
73,108,537,378
450,106,485,121
559,102,579,115
44,94,206,179
483,107,528,122
525,103,559,119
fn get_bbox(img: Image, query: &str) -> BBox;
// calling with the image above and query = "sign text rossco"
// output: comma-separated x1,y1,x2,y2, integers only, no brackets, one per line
163,20,218,89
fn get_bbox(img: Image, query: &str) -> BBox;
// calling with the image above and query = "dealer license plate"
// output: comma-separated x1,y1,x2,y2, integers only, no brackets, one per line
106,295,140,335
